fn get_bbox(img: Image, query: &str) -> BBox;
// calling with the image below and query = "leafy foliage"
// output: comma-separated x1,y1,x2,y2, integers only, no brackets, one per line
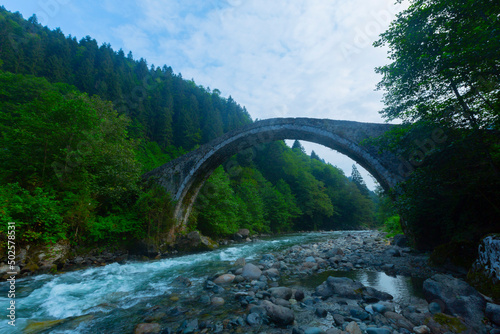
0,7,252,151
194,166,240,236
0,183,65,244
192,141,377,239
0,7,380,251
374,0,500,129
374,0,500,250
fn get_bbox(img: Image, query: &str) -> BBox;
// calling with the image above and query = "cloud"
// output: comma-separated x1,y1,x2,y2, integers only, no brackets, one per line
123,0,401,124
112,24,153,54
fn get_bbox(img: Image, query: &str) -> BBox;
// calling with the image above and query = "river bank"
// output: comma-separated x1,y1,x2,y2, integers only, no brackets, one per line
130,230,498,334
2,230,499,334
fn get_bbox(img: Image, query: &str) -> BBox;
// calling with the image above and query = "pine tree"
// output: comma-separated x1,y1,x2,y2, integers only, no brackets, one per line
350,165,370,198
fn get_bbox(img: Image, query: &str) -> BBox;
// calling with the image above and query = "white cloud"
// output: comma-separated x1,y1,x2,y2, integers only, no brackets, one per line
124,0,404,188
133,0,394,123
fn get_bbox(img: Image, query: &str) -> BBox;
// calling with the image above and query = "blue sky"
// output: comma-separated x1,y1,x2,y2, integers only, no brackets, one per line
2,0,408,189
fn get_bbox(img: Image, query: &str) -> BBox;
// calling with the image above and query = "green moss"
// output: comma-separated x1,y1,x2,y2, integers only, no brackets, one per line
430,240,477,268
432,313,468,333
467,270,500,303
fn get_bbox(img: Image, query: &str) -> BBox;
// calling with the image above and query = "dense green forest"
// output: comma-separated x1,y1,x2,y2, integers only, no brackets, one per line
0,7,378,252
372,0,500,251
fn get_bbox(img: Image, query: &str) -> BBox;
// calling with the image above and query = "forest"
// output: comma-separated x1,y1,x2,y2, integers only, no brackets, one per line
0,7,378,253
1,0,498,260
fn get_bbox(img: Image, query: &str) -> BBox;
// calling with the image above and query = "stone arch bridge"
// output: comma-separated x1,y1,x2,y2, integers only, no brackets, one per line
142,118,405,239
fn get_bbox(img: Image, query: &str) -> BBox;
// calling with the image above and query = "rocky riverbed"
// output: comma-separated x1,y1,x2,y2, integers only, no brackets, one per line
132,231,500,334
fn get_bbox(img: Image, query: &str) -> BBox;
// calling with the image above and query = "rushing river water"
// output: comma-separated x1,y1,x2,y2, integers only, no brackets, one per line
0,231,423,333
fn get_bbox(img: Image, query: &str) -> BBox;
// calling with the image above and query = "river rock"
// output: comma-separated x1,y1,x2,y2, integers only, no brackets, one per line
134,323,161,334
423,273,486,329
234,275,245,283
233,257,246,267
238,229,250,238
261,253,275,262
428,301,442,314
242,263,262,280
325,247,344,258
173,275,192,287
326,329,342,334
268,287,293,300
345,321,362,334
213,274,235,285
211,297,225,306
305,256,316,263
471,235,500,282
333,313,345,326
486,302,500,325
384,247,401,257
350,308,369,320
246,312,263,326
371,303,387,313
34,240,71,270
362,286,393,302
274,298,291,308
21,261,38,274
366,328,391,334
264,268,280,278
315,307,328,318
305,327,323,334
175,231,218,252
16,248,27,266
392,234,408,247
315,276,364,299
412,325,431,334
261,300,295,326
383,311,415,331
295,289,305,301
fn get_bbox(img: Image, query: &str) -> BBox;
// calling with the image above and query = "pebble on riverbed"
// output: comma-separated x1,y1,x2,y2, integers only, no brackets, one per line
131,231,499,334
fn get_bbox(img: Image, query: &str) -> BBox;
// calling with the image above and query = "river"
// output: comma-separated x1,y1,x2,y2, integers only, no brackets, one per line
0,231,423,333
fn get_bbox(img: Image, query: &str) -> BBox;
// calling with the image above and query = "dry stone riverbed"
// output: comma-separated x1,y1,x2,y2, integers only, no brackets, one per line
1,230,499,333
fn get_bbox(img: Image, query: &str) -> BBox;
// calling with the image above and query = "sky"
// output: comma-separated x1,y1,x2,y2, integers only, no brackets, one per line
2,0,408,189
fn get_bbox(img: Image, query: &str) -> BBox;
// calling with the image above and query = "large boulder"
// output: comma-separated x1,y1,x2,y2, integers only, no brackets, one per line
175,231,218,252
242,263,262,280
261,300,294,326
362,286,393,302
423,274,486,330
238,229,250,238
392,234,408,247
314,276,364,299
213,274,235,285
36,240,71,269
324,247,344,258
268,287,293,300
469,234,500,300
485,303,500,326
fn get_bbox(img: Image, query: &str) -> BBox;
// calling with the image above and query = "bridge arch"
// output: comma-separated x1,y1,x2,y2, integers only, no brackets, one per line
143,118,404,239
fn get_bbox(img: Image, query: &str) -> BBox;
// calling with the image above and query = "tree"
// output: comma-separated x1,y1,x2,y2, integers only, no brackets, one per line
292,140,306,154
310,150,323,162
194,166,239,237
350,164,370,198
374,0,500,249
374,0,500,129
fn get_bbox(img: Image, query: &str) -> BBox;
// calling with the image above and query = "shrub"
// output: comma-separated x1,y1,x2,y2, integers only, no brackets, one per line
0,183,66,244
382,215,403,238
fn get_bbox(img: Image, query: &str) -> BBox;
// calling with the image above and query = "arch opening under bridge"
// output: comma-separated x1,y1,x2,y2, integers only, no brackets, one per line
142,118,404,240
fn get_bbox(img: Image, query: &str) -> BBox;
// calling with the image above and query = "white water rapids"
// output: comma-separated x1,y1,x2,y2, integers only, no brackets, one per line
0,231,422,333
